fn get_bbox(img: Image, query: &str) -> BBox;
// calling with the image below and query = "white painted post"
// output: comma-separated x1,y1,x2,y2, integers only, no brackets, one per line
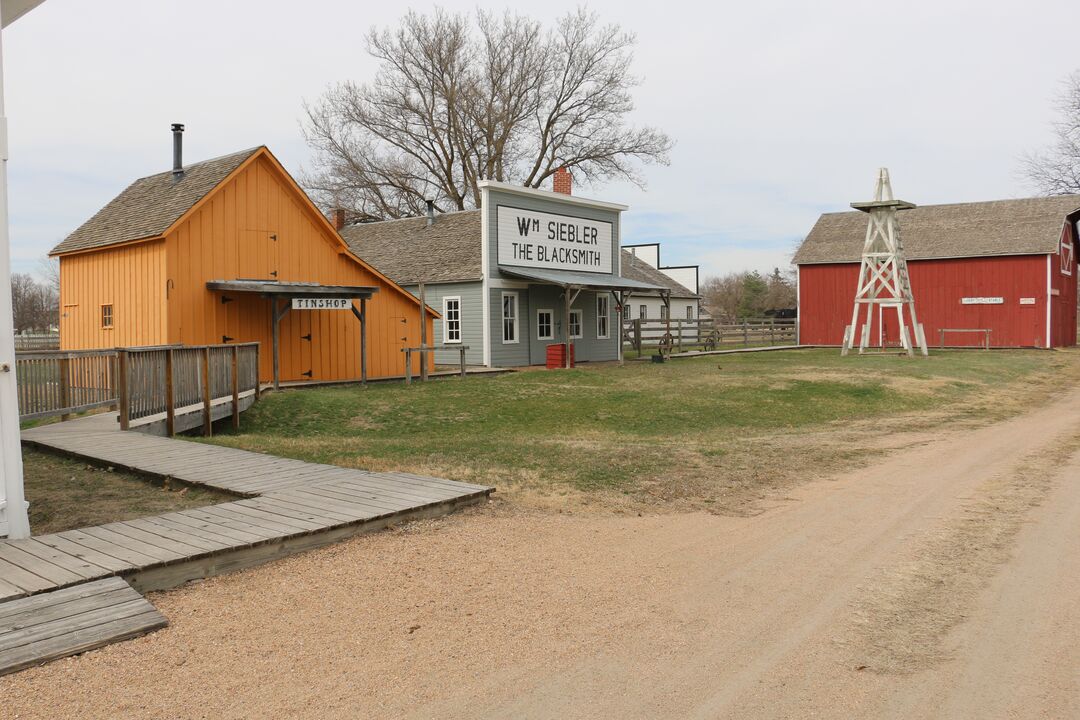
0,3,35,539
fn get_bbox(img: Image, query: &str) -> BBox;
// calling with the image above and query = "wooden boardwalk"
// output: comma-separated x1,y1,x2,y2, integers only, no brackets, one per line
0,577,167,677
5,414,492,605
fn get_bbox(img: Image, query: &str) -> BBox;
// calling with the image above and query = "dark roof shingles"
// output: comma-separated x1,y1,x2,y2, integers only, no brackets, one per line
339,210,482,284
50,147,261,255
793,195,1080,265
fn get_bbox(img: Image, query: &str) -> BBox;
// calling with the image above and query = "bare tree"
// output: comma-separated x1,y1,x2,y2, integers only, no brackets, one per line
702,269,796,321
1023,70,1080,195
303,8,673,221
10,272,57,333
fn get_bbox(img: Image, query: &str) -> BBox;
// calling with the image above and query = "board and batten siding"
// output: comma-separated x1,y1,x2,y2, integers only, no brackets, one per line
164,153,434,382
484,186,622,364
403,282,485,365
798,255,1052,348
59,240,168,350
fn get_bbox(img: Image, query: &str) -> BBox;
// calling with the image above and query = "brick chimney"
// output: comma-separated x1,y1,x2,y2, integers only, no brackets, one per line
553,167,572,195
330,208,346,231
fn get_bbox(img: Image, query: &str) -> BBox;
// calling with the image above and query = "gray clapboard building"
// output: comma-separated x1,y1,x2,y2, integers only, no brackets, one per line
339,177,665,367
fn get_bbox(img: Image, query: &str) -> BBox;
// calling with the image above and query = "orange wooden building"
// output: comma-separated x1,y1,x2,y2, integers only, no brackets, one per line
50,128,434,384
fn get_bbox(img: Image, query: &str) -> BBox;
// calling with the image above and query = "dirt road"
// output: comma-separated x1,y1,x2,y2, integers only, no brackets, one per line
4,389,1080,718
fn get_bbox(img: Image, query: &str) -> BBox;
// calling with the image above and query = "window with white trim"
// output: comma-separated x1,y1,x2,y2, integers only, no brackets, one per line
101,304,113,329
596,294,609,339
686,305,694,320
569,309,583,339
443,296,461,343
502,292,518,343
1062,226,1074,276
536,309,553,340
660,304,669,321
639,304,647,320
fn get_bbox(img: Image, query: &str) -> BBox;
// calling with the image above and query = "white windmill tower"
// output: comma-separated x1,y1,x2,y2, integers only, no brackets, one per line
841,168,928,357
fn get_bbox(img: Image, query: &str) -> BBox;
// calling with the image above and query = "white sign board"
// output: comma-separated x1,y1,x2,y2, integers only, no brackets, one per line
1019,297,1036,305
496,205,612,274
292,298,354,310
960,297,1003,305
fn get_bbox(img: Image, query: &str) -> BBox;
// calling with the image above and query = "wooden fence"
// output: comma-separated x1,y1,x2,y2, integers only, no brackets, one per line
623,318,797,354
15,349,118,421
15,343,260,434
118,343,260,436
13,334,60,351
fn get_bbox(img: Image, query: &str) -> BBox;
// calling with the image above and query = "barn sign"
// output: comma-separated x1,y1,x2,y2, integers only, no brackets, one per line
292,298,354,310
960,297,1004,305
496,205,612,274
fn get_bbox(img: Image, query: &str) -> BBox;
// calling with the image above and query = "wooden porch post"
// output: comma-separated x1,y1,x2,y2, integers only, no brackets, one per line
271,297,290,391
117,349,130,431
164,347,175,437
418,282,428,382
230,345,240,431
201,346,212,437
564,286,572,369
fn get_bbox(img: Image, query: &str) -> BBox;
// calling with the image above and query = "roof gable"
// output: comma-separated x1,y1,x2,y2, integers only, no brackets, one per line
50,147,262,255
339,210,482,284
794,194,1080,265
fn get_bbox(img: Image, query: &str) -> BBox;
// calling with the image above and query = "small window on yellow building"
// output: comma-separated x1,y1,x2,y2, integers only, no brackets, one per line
101,304,114,328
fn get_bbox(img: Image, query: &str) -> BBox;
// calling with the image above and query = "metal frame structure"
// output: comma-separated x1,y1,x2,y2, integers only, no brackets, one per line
841,168,928,357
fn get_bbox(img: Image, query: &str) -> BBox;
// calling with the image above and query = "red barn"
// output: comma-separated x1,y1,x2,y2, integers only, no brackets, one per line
794,195,1080,348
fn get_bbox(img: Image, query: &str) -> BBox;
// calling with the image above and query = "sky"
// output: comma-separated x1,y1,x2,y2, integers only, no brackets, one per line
4,0,1079,281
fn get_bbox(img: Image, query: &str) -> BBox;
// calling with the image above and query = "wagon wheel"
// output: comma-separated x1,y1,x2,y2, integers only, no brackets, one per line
702,329,719,351
658,332,674,355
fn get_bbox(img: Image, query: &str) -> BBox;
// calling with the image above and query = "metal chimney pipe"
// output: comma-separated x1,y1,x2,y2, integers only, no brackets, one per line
172,123,185,177
425,199,434,227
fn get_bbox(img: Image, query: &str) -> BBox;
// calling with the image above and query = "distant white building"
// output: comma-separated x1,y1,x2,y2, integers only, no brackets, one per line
621,243,700,323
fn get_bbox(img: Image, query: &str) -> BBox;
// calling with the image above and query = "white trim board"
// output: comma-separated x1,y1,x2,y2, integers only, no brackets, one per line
478,179,628,212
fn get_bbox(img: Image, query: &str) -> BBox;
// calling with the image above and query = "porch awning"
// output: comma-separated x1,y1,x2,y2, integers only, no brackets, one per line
206,280,378,390
496,266,666,292
206,280,378,299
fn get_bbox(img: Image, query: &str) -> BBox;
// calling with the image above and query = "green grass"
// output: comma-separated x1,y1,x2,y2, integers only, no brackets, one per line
196,349,1076,510
23,448,233,535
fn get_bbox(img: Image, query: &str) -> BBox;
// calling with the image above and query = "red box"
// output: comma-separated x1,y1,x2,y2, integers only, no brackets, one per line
545,343,575,369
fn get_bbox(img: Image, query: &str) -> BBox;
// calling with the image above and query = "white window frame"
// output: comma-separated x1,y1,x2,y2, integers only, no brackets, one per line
442,296,462,344
569,309,583,339
686,305,694,320
660,304,669,321
1062,226,1074,276
639,304,647,320
536,308,554,341
501,291,519,344
596,293,610,339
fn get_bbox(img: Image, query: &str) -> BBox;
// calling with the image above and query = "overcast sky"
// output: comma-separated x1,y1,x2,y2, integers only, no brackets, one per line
4,0,1079,280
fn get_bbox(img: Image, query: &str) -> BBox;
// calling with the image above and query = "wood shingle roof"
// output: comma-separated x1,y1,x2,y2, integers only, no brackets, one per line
793,194,1080,265
338,210,483,284
50,147,261,255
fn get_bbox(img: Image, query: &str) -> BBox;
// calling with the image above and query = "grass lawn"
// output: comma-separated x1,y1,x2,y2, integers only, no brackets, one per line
23,448,232,535
197,349,1080,513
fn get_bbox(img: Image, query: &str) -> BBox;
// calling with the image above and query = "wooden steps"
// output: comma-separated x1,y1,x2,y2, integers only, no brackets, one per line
0,577,167,677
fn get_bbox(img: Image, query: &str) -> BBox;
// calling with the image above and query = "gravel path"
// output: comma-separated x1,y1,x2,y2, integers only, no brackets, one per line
4,389,1080,719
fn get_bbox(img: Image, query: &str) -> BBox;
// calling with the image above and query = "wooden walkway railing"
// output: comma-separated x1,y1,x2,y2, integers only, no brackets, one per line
13,334,60,351
622,318,797,354
15,349,118,421
117,343,260,436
